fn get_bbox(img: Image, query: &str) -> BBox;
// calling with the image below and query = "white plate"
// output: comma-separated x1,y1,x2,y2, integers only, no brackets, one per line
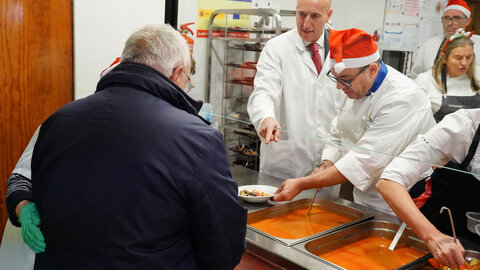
238,185,277,203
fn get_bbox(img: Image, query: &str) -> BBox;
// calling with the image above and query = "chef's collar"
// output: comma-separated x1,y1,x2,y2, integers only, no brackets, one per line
303,32,325,49
366,60,387,96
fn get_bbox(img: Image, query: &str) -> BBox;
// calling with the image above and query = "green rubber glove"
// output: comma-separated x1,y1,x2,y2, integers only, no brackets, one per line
18,202,46,253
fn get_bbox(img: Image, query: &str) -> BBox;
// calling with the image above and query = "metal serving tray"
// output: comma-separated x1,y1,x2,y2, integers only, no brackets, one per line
292,220,431,270
247,198,373,246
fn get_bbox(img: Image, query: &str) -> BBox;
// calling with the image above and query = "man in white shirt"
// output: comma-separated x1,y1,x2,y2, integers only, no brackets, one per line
377,109,480,268
274,28,436,215
410,0,480,78
247,0,344,179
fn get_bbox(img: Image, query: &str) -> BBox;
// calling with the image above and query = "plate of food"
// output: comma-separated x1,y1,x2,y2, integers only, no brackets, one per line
238,185,277,203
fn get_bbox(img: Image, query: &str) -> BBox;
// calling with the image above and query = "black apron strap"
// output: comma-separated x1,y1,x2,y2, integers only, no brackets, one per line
471,78,480,91
441,66,447,94
461,121,480,168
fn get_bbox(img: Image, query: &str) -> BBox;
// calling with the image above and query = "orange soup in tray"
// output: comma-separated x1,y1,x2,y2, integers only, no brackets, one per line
246,198,371,246
316,236,427,270
249,205,354,239
293,220,431,270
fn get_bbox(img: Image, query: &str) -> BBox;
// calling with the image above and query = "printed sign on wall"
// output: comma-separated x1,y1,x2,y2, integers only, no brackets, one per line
197,0,252,38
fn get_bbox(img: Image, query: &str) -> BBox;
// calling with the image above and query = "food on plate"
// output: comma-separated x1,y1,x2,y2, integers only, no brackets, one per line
423,257,480,270
239,189,271,197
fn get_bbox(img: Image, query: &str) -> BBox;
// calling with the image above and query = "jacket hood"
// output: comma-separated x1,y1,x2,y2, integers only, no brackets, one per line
96,61,204,117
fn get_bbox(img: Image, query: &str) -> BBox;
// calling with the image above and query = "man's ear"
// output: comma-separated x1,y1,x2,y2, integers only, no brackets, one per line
465,17,472,28
369,62,379,78
170,66,184,83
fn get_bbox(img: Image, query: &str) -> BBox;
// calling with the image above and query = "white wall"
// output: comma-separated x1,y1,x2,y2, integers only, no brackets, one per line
73,0,165,99
73,0,387,100
175,0,386,101
331,0,386,35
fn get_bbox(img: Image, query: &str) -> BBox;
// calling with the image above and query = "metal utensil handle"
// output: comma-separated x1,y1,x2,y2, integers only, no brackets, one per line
307,189,319,216
389,222,407,251
476,224,480,236
440,206,457,244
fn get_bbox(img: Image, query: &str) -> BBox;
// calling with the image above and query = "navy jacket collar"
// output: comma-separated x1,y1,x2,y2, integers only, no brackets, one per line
96,62,203,116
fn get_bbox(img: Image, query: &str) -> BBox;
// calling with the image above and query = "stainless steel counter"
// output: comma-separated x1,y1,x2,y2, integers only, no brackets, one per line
230,165,403,270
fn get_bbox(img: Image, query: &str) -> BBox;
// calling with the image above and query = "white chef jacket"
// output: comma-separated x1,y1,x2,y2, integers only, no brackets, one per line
415,68,480,113
322,66,436,215
247,28,345,179
0,127,39,270
410,34,480,79
382,109,480,188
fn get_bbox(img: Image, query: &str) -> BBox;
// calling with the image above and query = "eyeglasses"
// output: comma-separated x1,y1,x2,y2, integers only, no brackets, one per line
327,66,368,87
182,70,194,93
441,16,466,24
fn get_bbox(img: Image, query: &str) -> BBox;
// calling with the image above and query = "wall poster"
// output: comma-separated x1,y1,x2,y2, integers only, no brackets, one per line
382,0,446,52
197,0,252,38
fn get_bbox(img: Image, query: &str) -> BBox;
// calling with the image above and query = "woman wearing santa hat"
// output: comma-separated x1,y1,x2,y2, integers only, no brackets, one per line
410,0,480,78
415,28,480,122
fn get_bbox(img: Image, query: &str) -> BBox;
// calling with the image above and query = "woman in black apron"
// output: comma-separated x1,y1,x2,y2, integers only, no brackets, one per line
409,31,480,243
415,28,480,122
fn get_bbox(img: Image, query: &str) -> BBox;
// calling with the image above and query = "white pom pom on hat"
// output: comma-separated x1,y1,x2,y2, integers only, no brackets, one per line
334,62,346,73
329,28,380,74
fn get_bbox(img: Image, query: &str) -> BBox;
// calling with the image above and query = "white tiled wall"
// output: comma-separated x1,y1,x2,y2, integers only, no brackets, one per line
73,0,166,99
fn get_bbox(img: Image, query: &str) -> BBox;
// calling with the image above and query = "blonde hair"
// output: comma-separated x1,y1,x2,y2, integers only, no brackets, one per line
432,37,479,92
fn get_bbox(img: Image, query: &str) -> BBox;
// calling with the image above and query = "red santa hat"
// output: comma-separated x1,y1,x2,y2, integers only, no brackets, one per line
444,0,471,18
329,29,380,74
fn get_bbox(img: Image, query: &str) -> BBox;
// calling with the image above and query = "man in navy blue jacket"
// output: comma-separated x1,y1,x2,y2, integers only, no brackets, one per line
6,24,247,269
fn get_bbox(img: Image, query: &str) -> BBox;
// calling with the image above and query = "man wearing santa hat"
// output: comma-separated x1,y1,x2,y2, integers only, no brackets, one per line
410,0,480,78
274,28,435,215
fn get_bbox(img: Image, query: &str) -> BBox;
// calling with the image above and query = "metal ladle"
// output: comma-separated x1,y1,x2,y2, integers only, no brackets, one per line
306,188,319,216
440,206,458,244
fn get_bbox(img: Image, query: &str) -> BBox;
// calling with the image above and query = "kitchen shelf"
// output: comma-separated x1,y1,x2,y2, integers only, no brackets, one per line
205,8,295,171
228,79,254,87
222,96,250,103
224,124,257,136
228,43,264,52
226,63,258,70
211,26,291,34
229,147,259,157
